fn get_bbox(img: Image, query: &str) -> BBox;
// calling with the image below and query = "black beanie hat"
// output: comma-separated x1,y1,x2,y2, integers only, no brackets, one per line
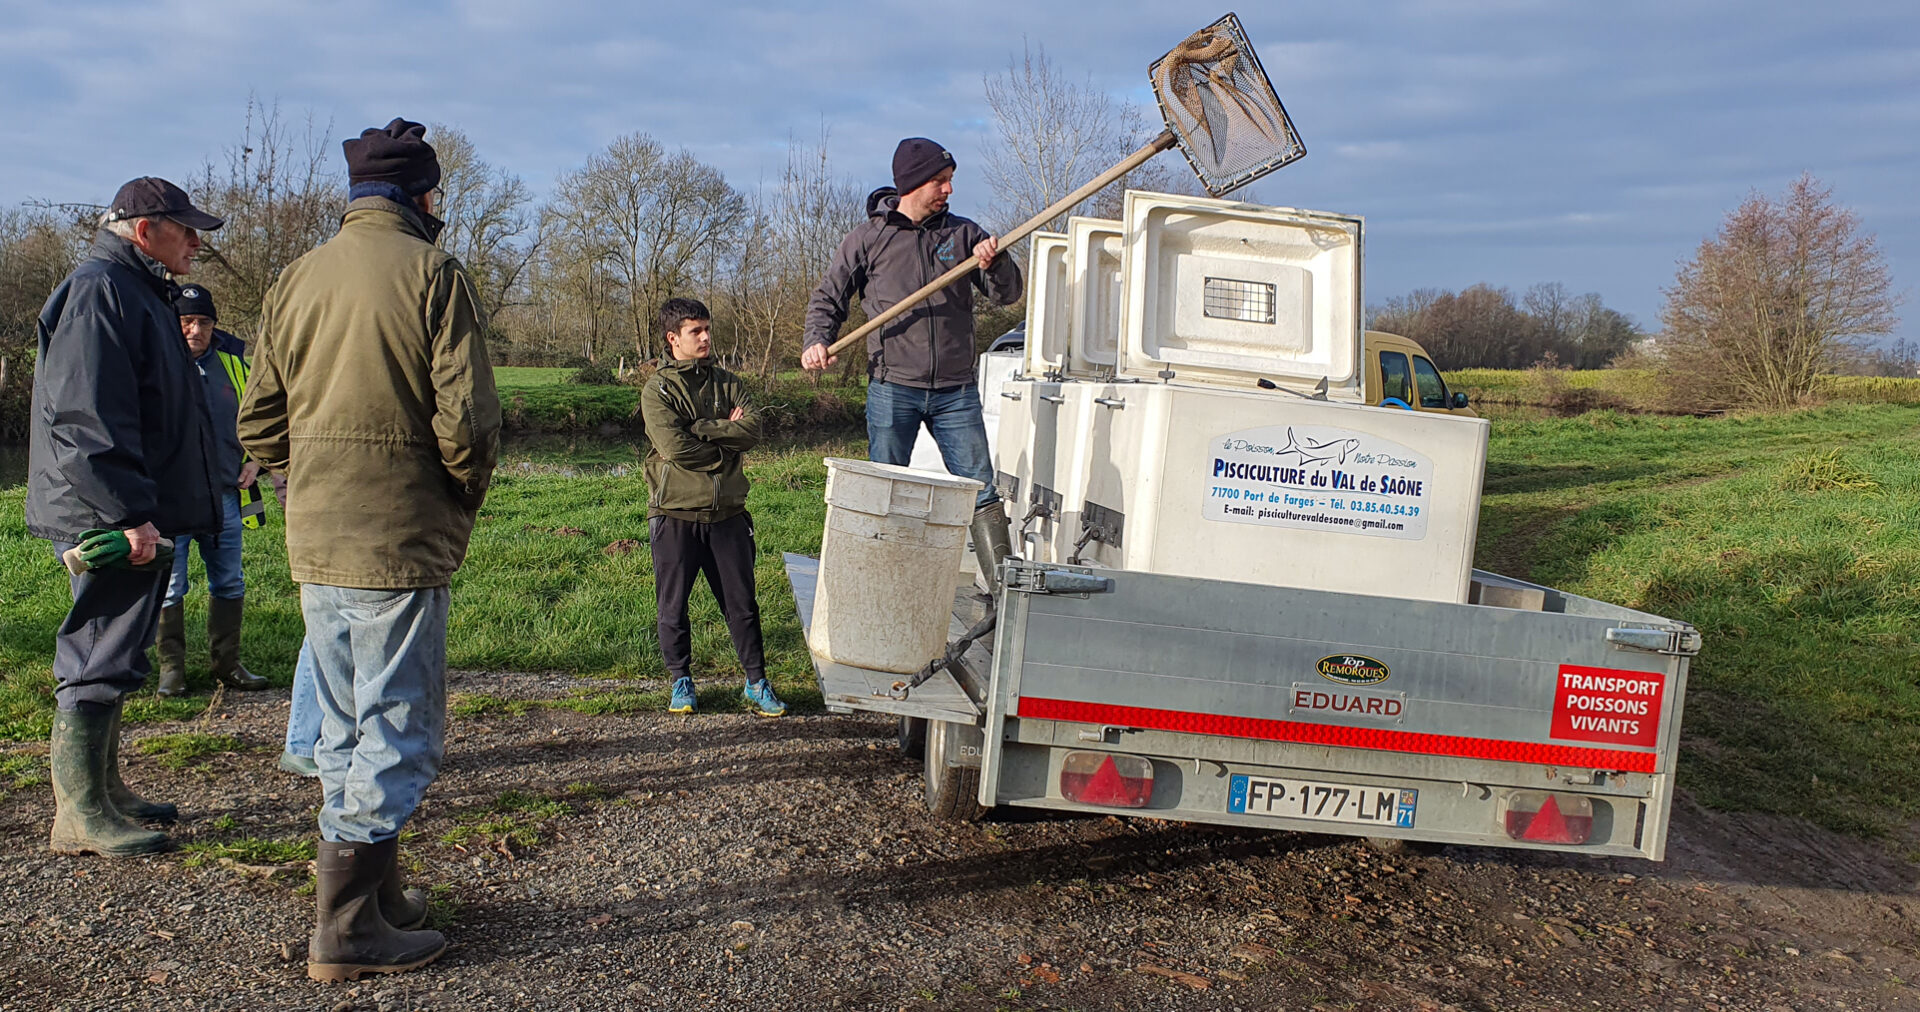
173,284,217,322
342,118,442,195
892,137,955,195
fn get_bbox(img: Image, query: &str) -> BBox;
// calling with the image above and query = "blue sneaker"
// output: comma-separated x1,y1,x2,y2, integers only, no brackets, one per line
742,679,786,717
668,677,696,714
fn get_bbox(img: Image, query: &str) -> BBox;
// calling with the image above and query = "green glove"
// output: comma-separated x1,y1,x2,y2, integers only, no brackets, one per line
72,529,175,572
75,529,130,570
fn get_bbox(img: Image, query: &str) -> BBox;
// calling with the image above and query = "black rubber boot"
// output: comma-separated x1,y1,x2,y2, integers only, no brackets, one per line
970,500,1015,594
308,838,445,982
105,698,176,822
380,847,430,930
155,604,188,697
48,706,169,856
208,596,268,691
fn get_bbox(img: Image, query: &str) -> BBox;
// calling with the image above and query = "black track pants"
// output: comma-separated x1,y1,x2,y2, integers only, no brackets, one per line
649,512,766,683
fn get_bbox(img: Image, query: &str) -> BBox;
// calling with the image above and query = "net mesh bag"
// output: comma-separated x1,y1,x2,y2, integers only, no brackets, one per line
1149,13,1305,197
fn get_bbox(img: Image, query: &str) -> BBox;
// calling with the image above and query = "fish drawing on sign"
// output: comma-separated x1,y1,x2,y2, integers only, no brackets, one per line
1276,428,1360,467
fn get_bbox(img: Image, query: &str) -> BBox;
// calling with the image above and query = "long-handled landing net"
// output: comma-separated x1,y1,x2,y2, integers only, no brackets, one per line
824,12,1305,361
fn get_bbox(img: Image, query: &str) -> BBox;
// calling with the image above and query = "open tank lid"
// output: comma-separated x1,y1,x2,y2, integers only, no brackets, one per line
1067,216,1125,376
1121,190,1363,398
1023,231,1071,378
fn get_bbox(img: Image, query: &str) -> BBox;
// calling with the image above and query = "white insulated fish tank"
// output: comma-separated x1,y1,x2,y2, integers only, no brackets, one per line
997,191,1491,604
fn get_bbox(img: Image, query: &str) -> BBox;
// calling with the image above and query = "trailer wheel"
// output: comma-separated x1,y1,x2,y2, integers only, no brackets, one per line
898,716,928,760
924,720,986,822
1365,836,1446,857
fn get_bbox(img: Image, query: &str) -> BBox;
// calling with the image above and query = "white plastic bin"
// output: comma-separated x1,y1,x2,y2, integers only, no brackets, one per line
810,459,982,673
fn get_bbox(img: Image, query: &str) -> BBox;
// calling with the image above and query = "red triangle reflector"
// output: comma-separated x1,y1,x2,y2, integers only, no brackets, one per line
1080,756,1131,805
1522,794,1571,842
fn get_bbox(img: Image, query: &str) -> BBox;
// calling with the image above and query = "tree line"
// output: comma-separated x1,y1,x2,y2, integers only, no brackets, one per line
1367,282,1643,371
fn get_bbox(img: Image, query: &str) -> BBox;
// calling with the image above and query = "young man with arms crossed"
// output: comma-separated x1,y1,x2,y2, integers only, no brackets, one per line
641,298,784,718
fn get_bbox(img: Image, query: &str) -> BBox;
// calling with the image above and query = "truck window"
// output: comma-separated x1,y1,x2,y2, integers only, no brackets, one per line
1379,351,1412,405
1412,356,1449,409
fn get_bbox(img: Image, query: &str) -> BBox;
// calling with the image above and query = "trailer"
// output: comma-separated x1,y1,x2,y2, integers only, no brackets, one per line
789,189,1697,859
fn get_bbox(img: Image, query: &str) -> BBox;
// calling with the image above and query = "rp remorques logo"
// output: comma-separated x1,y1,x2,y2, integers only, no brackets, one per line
1317,654,1390,685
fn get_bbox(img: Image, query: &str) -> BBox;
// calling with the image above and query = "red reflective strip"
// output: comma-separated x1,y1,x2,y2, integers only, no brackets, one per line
1017,697,1657,773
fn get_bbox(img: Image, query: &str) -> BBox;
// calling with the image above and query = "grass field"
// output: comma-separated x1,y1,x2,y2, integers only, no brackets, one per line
492,366,572,386
1452,367,1920,413
4,379,1920,836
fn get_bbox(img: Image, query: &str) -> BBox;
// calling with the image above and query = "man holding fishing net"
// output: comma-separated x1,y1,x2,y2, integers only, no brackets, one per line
801,138,1024,591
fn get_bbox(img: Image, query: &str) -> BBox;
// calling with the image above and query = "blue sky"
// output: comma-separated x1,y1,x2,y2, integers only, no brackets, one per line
2,0,1913,339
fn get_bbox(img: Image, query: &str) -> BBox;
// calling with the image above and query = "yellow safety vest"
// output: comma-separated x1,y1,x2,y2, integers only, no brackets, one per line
215,349,267,531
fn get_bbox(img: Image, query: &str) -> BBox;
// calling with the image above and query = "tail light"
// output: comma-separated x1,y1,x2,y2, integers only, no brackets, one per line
1502,791,1594,845
1060,751,1154,808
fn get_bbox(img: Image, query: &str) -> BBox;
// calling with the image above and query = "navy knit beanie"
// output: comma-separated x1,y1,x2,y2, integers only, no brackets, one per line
892,138,955,195
343,118,442,195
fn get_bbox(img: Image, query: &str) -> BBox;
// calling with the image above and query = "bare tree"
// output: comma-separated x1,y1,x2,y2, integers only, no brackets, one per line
980,43,1195,237
725,132,864,385
0,206,92,437
1661,174,1900,409
430,125,542,327
187,98,344,339
549,134,747,359
532,203,620,366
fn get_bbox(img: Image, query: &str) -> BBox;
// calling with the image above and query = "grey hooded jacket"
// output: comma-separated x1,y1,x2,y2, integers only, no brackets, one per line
803,188,1023,389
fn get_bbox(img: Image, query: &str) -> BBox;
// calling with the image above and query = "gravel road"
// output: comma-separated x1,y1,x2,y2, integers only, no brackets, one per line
4,672,1918,1011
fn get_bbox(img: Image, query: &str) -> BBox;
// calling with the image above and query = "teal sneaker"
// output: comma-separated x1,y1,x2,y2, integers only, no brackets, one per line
668,677,696,714
278,751,319,778
742,679,786,718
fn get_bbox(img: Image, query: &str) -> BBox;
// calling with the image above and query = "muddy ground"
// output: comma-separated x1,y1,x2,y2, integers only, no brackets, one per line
3,672,1918,1012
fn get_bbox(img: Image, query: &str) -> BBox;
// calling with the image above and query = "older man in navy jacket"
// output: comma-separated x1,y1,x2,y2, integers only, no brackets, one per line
25,176,225,857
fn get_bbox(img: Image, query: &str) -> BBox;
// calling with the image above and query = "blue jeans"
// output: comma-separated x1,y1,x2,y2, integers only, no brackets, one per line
284,638,321,759
866,380,998,508
301,584,450,844
165,491,245,607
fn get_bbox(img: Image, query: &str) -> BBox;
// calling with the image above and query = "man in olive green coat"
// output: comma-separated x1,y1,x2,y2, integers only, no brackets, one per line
641,297,783,718
238,118,499,983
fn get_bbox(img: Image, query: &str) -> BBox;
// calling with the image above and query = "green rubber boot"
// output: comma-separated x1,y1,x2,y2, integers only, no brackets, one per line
105,699,176,821
154,604,188,697
970,500,1015,594
49,707,169,856
208,596,269,691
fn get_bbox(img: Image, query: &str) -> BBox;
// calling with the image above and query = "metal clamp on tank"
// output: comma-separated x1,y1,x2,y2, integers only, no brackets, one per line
1068,501,1125,564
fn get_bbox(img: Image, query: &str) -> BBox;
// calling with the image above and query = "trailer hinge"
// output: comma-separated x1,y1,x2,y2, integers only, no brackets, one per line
1004,567,1116,596
1605,625,1702,657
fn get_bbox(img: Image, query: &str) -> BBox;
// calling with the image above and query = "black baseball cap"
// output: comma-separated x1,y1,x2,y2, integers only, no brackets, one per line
104,177,224,231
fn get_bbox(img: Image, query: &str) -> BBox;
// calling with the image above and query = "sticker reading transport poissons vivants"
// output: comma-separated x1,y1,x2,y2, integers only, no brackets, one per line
1204,425,1433,540
1549,663,1666,748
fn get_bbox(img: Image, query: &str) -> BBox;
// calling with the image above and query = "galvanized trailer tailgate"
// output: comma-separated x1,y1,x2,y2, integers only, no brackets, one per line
784,554,983,724
981,561,1696,859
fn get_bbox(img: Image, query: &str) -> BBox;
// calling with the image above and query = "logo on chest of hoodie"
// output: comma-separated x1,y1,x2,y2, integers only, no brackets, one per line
934,238,958,264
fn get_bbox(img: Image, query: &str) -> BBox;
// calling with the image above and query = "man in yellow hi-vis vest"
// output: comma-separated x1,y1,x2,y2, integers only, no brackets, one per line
156,285,269,696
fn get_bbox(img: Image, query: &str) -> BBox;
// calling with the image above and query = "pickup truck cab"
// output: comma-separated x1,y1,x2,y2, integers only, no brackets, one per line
1366,330,1475,416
